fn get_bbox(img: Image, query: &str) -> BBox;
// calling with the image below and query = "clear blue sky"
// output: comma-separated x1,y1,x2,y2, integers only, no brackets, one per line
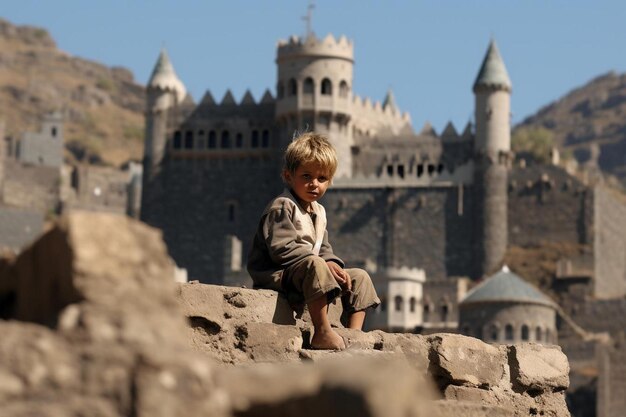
3,1,626,132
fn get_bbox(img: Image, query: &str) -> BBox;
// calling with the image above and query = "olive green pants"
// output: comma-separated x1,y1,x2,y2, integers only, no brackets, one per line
281,256,380,313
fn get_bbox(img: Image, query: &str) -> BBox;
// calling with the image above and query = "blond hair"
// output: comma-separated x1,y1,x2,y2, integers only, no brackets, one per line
283,132,338,179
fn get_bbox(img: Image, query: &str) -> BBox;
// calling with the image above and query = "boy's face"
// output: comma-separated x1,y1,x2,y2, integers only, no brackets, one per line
284,161,331,211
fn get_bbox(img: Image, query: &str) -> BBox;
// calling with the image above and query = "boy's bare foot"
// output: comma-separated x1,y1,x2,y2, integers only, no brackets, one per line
310,328,346,350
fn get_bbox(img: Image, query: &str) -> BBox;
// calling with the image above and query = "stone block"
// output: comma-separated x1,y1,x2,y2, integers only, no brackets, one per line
429,333,508,389
509,343,570,393
0,321,79,401
237,322,304,363
177,282,343,329
217,356,438,417
444,385,494,404
433,400,514,417
374,331,431,375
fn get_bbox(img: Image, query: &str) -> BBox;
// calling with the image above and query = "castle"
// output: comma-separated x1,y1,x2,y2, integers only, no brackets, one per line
140,32,513,285
139,25,626,415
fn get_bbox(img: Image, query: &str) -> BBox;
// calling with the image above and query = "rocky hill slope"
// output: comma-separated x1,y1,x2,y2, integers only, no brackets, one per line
0,18,145,166
516,71,626,185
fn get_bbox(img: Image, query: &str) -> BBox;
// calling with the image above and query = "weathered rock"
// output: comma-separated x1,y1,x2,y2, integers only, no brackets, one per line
217,356,438,417
509,343,570,393
429,334,508,389
433,400,514,417
0,321,79,401
374,331,431,375
177,282,343,329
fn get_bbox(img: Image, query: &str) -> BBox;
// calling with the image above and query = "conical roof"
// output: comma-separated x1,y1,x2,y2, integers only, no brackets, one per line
473,39,512,92
382,89,398,113
461,266,556,308
148,48,187,103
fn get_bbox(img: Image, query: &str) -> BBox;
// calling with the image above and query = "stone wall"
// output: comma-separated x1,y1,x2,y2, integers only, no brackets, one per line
598,337,626,417
593,186,626,298
2,159,60,213
508,165,591,247
0,211,572,417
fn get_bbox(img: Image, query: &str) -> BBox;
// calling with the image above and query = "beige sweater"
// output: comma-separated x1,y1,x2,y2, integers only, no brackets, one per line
247,189,343,291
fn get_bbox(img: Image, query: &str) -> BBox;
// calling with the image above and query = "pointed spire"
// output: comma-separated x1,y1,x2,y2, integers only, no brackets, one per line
260,89,274,103
221,90,236,105
441,122,459,141
420,121,436,136
148,48,187,102
200,90,216,106
240,90,256,105
382,89,398,113
461,122,473,140
473,39,512,92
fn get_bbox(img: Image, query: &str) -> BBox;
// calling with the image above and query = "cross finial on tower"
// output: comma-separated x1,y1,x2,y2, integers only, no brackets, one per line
302,0,315,39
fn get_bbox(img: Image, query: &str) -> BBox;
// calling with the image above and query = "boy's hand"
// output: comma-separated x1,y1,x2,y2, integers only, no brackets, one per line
326,261,351,291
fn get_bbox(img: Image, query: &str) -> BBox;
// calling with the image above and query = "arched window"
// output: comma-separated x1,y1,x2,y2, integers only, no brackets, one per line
235,133,243,148
288,78,297,96
416,164,424,177
173,131,182,149
394,295,403,312
208,131,216,149
277,82,284,99
321,78,332,95
221,131,231,148
184,130,193,149
409,297,417,313
51,127,57,137
505,324,514,341
535,326,543,342
423,304,431,322
441,304,449,322
397,165,405,179
521,325,530,341
427,164,436,175
261,130,270,148
489,324,499,341
546,329,552,344
303,77,314,94
251,130,259,148
339,80,349,98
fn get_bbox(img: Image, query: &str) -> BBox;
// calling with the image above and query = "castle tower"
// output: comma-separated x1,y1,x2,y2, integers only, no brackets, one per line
472,39,512,279
141,48,186,216
143,48,186,182
275,34,354,178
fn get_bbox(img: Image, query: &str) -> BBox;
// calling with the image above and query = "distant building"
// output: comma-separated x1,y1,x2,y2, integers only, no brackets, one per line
459,266,558,345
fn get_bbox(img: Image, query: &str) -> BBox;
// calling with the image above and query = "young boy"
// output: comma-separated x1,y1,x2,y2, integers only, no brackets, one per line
247,132,380,350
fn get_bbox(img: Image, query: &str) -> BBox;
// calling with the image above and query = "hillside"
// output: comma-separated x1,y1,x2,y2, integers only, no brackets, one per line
516,71,626,185
0,18,145,166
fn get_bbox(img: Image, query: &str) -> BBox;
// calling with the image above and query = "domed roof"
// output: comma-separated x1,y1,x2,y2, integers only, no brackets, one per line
473,39,512,92
148,48,187,103
460,266,556,308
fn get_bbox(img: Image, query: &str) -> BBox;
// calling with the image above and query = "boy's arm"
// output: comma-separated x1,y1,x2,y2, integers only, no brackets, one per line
263,206,315,266
318,229,344,268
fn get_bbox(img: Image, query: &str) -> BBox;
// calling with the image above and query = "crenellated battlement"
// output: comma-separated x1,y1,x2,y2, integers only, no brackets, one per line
197,88,275,108
352,94,412,137
277,33,354,62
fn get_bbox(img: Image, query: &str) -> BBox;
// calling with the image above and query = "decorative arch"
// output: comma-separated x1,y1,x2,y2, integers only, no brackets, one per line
221,131,231,148
339,80,349,98
505,324,514,341
521,324,530,341
173,131,182,149
288,78,297,96
303,77,314,94
321,78,332,95
488,324,500,342
535,326,543,342
394,295,403,312
208,131,217,149
409,297,417,313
